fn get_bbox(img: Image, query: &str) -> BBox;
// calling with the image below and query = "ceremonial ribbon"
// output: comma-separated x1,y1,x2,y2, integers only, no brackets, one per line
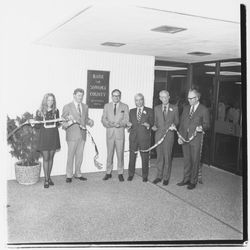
134,124,204,153
7,118,103,170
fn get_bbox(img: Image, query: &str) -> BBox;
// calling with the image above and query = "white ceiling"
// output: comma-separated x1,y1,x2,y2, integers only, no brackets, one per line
36,0,241,63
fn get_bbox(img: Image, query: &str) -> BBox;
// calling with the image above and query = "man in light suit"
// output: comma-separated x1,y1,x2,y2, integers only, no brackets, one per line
152,90,179,186
177,88,210,190
127,93,154,182
101,89,129,181
62,88,94,183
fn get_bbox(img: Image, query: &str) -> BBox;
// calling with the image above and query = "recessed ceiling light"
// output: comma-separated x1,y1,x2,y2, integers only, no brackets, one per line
151,25,187,34
206,71,241,76
171,75,187,78
154,66,187,71
187,52,211,56
235,82,241,85
205,62,241,67
101,42,126,47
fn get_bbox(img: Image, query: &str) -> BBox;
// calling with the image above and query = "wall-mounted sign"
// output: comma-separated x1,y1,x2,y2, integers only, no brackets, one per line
86,70,110,109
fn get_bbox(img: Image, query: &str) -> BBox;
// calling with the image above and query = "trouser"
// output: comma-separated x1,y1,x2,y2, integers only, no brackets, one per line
155,132,174,181
66,138,85,178
106,135,125,175
182,135,202,185
128,139,150,178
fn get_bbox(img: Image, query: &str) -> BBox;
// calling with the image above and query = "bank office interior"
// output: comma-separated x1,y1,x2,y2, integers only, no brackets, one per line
153,58,242,176
6,0,245,244
35,2,243,176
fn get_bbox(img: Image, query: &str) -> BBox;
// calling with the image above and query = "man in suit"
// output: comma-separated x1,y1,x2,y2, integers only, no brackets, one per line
177,88,210,190
62,88,94,183
101,89,129,182
127,93,154,182
152,90,179,186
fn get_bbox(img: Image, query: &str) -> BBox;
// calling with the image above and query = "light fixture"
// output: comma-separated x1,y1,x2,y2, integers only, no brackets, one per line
101,42,126,47
206,71,241,76
187,51,211,56
171,75,187,78
151,25,187,34
205,62,241,67
154,66,187,71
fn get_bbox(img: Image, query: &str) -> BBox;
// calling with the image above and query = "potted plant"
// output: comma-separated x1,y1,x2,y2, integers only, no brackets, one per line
7,112,41,185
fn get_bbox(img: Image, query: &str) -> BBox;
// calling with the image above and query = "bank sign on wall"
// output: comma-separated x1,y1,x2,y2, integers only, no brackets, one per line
86,70,110,109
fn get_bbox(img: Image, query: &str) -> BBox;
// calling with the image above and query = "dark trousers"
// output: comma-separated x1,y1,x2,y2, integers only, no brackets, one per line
155,132,174,181
182,134,202,184
128,140,150,178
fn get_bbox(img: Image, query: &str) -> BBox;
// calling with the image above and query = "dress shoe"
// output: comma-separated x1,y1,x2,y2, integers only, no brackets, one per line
44,180,49,188
66,178,72,183
127,176,133,181
48,178,54,186
177,181,190,186
163,180,169,186
142,177,148,182
118,174,124,182
103,174,112,180
152,178,161,184
187,183,196,190
75,176,87,181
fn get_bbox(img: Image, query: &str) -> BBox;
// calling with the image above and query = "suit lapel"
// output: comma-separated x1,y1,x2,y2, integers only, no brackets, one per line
70,102,80,119
110,102,116,121
140,107,145,123
191,103,201,120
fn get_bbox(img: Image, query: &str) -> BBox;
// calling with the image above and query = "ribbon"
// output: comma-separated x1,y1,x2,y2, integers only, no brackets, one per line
7,118,67,140
7,117,103,170
134,124,204,153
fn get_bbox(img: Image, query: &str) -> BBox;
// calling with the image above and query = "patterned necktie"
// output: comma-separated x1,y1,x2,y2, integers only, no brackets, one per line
189,105,194,119
137,108,142,122
163,105,167,121
77,104,81,117
114,104,117,116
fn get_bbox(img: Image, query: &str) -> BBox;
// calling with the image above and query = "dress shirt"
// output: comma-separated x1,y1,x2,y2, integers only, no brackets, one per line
162,104,169,112
190,102,200,113
74,101,82,114
137,106,144,116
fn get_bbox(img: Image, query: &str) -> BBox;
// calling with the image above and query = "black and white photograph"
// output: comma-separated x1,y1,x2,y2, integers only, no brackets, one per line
1,0,247,248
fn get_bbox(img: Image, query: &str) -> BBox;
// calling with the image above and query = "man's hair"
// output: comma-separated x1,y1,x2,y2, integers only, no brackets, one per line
111,89,121,96
159,90,170,96
189,88,201,99
73,88,85,95
134,93,144,100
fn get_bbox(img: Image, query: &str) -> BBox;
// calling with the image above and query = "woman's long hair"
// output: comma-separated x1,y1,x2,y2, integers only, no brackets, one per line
38,93,57,117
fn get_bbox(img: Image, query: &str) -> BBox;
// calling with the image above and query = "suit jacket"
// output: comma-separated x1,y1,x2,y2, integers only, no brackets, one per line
62,102,91,141
154,104,179,142
101,102,129,140
179,103,210,140
128,107,154,145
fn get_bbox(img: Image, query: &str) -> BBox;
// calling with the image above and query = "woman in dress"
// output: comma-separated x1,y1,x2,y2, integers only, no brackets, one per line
35,93,61,188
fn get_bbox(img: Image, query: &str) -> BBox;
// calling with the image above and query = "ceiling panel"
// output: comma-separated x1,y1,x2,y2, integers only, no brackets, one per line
36,1,241,63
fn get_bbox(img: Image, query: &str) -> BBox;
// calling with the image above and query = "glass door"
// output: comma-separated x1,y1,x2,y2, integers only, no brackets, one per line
213,80,242,174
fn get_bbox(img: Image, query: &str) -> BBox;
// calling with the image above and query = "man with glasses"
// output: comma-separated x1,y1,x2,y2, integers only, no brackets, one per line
101,89,129,181
177,88,210,190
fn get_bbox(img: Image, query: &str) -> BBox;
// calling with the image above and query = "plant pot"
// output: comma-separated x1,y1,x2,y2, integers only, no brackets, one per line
15,161,41,185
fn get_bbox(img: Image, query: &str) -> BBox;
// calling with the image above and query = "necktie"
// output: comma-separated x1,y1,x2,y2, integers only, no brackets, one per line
114,104,117,116
189,105,194,119
163,105,167,121
137,108,142,122
77,104,81,117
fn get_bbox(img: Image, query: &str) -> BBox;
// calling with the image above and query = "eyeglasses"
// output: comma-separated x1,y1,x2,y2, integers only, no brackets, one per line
112,95,120,97
188,96,197,100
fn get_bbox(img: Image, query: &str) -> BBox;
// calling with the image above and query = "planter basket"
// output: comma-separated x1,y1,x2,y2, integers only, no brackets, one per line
15,162,41,185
